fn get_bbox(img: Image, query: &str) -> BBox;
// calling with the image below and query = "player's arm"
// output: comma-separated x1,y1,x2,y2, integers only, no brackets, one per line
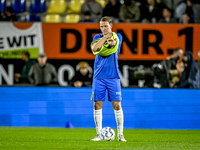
92,33,113,52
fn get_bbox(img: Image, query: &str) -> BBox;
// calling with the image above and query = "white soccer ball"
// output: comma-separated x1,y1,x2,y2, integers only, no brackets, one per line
100,127,115,141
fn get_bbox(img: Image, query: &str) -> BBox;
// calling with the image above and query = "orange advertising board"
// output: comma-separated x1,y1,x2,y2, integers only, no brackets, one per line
42,23,200,60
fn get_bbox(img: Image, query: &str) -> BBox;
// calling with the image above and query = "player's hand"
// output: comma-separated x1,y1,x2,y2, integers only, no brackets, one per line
104,32,113,39
107,39,116,46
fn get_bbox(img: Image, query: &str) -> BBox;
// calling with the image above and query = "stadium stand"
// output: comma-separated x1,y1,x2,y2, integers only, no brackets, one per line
1,0,199,24
11,0,26,13
64,14,81,23
44,14,62,23
0,0,6,13
25,14,41,22
47,0,67,14
29,0,46,14
96,0,107,8
67,0,84,14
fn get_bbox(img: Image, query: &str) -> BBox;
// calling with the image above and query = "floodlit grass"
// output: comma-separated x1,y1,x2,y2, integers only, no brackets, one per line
0,127,200,150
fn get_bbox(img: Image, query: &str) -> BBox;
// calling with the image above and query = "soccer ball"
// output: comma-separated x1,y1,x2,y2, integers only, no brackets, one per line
100,127,115,141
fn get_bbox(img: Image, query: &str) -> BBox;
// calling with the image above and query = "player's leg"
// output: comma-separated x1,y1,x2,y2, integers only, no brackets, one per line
91,79,106,141
112,101,126,142
93,101,103,136
107,78,126,142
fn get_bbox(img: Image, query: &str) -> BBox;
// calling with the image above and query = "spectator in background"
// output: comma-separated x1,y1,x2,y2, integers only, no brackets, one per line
103,0,121,23
135,0,146,7
175,0,196,23
174,0,187,23
168,48,184,87
28,53,57,86
79,11,94,22
197,51,200,74
80,0,103,23
182,12,194,24
135,0,147,20
159,7,177,23
152,47,183,88
190,0,200,23
184,0,195,23
140,0,166,23
15,51,36,84
119,0,140,23
160,0,183,10
70,61,92,87
175,51,199,88
0,6,18,21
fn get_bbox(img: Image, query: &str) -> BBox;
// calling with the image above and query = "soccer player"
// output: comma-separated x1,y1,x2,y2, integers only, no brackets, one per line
90,16,126,142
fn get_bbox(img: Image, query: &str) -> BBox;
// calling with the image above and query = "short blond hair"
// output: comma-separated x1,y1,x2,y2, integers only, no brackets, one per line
78,61,89,68
100,16,112,24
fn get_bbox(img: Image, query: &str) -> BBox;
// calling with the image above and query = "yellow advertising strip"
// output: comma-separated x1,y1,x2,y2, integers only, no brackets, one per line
0,48,39,59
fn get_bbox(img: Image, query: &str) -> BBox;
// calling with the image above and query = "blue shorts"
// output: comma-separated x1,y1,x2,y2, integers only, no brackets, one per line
91,78,122,102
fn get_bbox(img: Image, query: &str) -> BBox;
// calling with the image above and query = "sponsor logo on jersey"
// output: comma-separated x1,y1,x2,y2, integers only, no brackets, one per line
116,92,121,95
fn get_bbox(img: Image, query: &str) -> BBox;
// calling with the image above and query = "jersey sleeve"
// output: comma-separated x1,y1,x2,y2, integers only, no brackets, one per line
117,33,123,54
92,34,100,41
117,33,122,45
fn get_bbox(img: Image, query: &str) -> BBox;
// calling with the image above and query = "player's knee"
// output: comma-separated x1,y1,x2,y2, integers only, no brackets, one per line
114,105,121,110
94,101,103,110
113,102,121,110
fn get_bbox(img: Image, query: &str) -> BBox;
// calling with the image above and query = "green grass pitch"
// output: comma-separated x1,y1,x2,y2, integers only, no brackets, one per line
0,127,200,150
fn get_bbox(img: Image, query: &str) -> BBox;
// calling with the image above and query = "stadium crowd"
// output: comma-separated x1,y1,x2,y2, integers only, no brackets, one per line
0,0,200,24
13,49,200,89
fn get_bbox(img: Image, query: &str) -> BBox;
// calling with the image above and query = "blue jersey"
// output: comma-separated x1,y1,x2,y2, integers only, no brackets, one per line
92,33,122,79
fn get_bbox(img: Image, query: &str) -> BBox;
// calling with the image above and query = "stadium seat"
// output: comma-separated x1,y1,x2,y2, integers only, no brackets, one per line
64,14,81,23
96,0,107,8
25,14,41,22
67,0,84,14
47,0,67,14
0,0,6,13
11,0,26,13
29,0,46,13
44,14,62,23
